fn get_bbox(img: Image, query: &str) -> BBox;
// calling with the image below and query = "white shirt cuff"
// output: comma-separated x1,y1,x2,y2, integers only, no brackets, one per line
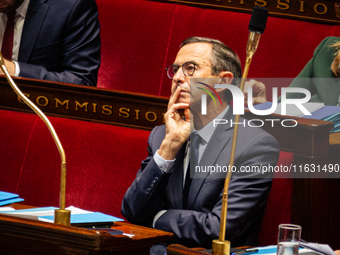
153,210,167,228
154,150,175,173
13,61,20,76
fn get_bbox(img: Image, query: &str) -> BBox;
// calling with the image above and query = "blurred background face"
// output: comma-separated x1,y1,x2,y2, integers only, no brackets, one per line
0,0,24,13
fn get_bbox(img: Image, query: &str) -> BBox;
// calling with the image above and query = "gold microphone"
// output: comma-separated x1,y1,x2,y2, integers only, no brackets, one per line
0,53,71,226
212,6,269,255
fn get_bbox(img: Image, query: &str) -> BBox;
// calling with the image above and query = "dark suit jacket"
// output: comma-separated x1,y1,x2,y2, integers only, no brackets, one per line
121,107,280,249
17,0,101,86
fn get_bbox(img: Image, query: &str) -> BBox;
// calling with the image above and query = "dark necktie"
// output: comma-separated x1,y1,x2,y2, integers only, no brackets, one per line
1,11,16,60
183,132,200,208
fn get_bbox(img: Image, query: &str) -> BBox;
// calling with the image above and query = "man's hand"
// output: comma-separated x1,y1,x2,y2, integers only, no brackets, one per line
243,79,267,106
158,86,191,160
0,59,16,76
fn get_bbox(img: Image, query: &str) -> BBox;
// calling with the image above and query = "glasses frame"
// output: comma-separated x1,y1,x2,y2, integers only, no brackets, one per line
165,61,198,79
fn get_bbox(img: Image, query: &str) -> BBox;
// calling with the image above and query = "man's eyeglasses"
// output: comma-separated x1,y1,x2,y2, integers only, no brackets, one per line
165,62,197,79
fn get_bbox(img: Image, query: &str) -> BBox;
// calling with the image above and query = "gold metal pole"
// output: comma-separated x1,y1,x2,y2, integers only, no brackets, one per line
212,32,260,255
0,53,71,226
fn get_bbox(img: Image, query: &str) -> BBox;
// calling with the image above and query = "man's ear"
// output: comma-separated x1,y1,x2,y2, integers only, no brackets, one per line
215,71,234,93
219,71,234,84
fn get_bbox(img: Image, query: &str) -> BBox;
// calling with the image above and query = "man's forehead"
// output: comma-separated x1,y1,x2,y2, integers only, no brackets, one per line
174,42,212,64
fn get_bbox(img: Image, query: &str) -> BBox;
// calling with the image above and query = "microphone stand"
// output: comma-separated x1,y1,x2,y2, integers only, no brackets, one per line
212,31,262,255
0,53,71,226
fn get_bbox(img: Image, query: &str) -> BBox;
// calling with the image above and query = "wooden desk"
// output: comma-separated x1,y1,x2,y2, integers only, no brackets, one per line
167,244,208,255
0,204,173,255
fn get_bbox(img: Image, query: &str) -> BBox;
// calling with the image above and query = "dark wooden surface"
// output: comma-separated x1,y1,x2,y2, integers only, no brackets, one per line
167,244,208,255
0,75,168,131
0,204,173,255
151,0,340,24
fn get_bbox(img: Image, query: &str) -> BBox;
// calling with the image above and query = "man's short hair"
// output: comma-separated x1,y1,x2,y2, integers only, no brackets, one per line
180,37,242,82
180,37,242,102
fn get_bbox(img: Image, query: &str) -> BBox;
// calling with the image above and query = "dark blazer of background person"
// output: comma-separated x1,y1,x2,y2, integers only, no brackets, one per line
121,106,279,249
18,0,101,86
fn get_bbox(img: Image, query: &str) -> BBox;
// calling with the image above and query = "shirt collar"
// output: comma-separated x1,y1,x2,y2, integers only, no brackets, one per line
196,105,230,144
16,0,30,18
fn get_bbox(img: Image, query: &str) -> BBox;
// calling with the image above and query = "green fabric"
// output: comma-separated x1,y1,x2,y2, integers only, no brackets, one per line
281,36,340,106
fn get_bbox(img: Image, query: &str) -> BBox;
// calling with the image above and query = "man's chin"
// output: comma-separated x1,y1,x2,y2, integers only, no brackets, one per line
176,97,190,105
1,0,24,13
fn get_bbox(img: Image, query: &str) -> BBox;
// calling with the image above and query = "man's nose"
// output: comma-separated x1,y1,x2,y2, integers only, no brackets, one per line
173,66,186,82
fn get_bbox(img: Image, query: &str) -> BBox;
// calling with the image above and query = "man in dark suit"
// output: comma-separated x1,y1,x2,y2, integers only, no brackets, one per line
121,37,280,254
0,0,100,86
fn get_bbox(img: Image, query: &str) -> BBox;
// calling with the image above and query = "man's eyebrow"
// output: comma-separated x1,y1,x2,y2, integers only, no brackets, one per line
174,61,198,65
187,60,198,64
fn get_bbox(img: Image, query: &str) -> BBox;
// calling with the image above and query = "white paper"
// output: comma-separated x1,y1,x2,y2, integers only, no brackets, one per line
300,242,336,255
273,102,324,117
0,207,15,211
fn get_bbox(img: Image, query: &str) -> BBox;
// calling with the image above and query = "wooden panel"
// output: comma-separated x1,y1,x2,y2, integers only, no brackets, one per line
167,244,208,255
0,76,168,131
151,0,340,24
0,206,173,255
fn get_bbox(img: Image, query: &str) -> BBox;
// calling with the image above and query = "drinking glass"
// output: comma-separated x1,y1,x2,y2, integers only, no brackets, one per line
277,224,302,255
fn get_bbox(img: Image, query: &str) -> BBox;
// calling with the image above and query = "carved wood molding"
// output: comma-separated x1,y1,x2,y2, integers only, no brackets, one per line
150,0,340,24
0,76,168,131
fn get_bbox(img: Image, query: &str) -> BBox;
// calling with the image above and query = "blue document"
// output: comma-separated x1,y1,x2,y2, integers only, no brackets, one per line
39,212,124,224
0,191,19,200
0,205,124,226
0,191,24,206
250,102,340,133
0,197,24,206
302,106,340,120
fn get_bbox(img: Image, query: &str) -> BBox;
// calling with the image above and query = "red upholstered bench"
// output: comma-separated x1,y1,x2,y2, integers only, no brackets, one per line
96,0,340,101
0,109,150,219
258,151,294,246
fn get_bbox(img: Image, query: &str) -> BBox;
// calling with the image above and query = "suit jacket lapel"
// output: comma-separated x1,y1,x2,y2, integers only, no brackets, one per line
19,0,49,62
186,107,234,208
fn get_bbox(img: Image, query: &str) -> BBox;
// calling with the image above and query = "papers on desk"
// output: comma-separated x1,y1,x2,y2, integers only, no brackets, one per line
0,205,124,226
300,240,336,255
0,191,24,206
253,244,336,255
274,102,325,117
252,102,325,117
253,102,340,133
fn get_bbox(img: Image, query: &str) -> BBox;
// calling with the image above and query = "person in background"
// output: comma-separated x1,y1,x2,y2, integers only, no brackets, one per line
245,36,340,106
121,37,279,255
0,0,101,86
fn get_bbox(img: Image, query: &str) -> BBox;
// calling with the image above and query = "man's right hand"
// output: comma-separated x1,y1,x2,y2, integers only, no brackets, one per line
158,86,191,160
